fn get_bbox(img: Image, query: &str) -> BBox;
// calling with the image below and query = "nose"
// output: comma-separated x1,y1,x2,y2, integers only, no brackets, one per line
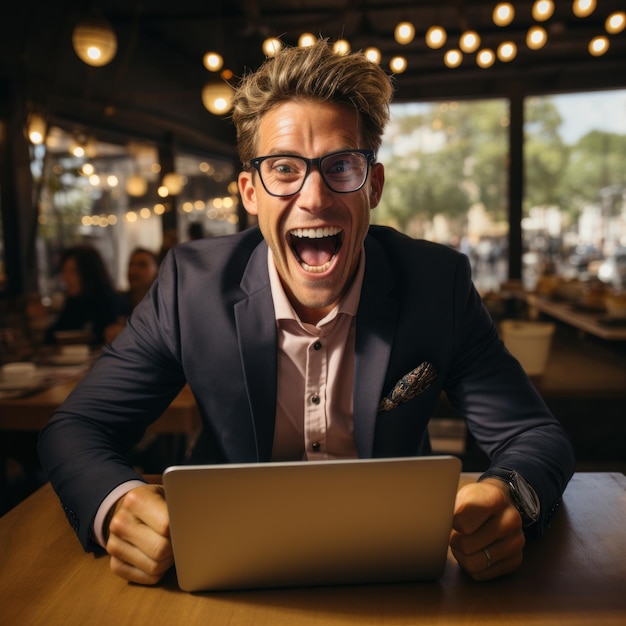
297,166,334,213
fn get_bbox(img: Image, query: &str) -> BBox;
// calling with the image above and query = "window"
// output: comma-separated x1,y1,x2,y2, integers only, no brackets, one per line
523,89,626,293
376,99,509,293
29,127,238,295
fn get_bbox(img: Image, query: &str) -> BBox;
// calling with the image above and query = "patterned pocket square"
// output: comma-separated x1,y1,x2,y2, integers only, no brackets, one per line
378,361,437,412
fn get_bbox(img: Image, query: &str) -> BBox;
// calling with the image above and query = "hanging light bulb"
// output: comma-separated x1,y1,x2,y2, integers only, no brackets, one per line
526,26,548,50
72,17,118,67
202,81,234,115
203,52,224,72
262,37,283,57
444,49,463,68
425,26,447,49
573,0,596,19
605,11,626,34
394,21,415,45
532,1,555,22
364,47,381,64
389,56,407,73
493,3,515,27
126,175,148,197
497,41,517,62
298,33,316,47
476,49,495,68
460,31,481,53
27,113,47,145
162,172,185,196
333,39,351,55
588,36,609,56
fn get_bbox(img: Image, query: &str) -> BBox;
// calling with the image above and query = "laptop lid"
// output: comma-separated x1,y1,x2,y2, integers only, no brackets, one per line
163,455,462,592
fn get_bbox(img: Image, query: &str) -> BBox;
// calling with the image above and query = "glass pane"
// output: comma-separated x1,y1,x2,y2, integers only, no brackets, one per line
523,90,626,303
174,151,239,245
376,99,509,294
29,127,239,298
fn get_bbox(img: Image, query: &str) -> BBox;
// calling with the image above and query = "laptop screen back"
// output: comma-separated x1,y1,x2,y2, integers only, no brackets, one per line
163,455,462,592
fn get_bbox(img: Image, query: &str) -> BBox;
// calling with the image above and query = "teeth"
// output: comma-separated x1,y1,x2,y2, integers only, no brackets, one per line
300,260,332,273
290,226,341,239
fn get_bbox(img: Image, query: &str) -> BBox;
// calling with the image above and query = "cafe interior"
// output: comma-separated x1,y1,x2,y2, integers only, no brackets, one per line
1,0,626,515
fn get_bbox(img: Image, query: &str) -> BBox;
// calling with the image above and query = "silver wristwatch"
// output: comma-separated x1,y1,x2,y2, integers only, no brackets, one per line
479,468,540,527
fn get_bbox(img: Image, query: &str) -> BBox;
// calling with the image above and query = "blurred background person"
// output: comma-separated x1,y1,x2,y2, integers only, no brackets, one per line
104,247,159,343
44,245,129,347
187,221,205,241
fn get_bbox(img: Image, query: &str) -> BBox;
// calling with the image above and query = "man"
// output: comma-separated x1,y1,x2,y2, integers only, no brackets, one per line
38,40,575,586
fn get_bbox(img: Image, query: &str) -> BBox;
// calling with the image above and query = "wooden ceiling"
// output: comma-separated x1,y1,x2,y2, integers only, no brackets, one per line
1,1,625,157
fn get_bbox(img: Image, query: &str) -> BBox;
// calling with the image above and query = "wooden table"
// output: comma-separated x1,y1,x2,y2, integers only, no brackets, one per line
526,293,626,341
0,378,202,434
1,472,624,625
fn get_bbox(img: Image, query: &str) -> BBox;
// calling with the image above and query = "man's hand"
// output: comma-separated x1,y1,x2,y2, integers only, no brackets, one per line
450,479,525,581
105,484,174,585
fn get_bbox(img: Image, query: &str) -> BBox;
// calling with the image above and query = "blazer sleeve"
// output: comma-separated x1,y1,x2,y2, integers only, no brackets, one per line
444,255,575,533
38,252,187,552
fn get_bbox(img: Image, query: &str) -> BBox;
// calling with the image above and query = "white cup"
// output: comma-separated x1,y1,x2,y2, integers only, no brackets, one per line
1,362,37,385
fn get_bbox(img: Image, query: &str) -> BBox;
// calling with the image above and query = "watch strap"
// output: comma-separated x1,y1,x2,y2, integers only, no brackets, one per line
479,468,540,527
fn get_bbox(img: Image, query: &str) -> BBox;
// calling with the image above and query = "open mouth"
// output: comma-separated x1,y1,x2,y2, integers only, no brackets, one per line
289,226,343,273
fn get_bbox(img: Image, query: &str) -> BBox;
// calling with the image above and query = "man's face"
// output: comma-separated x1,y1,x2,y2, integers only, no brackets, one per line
238,100,384,324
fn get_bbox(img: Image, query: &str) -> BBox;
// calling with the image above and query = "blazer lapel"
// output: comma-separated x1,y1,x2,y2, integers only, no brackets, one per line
353,236,398,458
235,242,277,462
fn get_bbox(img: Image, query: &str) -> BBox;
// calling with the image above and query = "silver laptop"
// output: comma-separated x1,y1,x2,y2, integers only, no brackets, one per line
163,455,462,592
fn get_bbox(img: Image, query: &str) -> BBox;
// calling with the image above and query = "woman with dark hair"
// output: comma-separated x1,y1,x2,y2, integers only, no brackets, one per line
45,245,130,346
104,247,160,343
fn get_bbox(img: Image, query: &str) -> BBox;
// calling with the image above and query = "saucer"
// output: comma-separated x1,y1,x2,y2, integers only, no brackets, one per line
0,376,42,391
48,354,91,366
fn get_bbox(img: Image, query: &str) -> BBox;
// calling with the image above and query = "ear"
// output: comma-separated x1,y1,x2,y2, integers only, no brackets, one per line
238,171,258,216
369,162,385,209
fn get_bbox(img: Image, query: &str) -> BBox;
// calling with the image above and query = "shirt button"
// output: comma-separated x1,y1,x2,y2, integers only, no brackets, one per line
312,442,321,451
311,394,320,404
313,341,322,350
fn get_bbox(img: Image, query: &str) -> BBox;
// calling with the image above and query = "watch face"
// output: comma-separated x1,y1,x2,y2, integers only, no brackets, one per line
513,473,540,520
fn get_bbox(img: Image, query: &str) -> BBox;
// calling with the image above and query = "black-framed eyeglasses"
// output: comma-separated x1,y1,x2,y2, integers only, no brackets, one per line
248,149,375,197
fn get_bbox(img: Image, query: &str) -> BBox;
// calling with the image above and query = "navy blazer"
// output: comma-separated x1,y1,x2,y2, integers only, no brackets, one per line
38,225,575,551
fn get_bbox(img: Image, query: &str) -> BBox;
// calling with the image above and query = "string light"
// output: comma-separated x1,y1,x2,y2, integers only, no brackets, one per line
364,47,381,64
476,49,495,68
333,39,351,55
425,26,447,49
605,11,626,34
389,56,407,73
497,41,517,62
573,0,596,19
394,21,415,45
532,0,555,22
443,49,463,68
526,26,548,50
262,37,282,57
298,33,316,47
588,36,609,56
460,31,481,54
203,52,223,72
493,3,515,27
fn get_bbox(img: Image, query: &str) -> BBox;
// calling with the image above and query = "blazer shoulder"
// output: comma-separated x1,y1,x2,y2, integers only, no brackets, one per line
366,225,468,269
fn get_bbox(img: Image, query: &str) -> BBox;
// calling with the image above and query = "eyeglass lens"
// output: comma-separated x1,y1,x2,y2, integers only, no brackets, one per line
257,151,370,196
